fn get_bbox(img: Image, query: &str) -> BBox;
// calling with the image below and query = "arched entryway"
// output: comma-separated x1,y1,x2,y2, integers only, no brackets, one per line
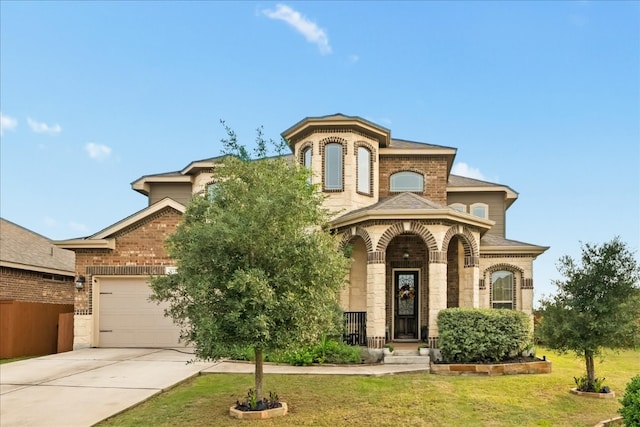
385,234,429,341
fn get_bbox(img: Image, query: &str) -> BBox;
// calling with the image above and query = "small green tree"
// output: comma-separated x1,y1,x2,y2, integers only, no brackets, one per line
150,123,350,401
537,237,640,390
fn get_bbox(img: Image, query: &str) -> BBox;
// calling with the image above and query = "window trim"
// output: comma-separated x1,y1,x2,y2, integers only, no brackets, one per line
450,203,466,213
320,138,346,192
356,145,372,196
390,170,424,193
490,270,515,310
470,202,489,219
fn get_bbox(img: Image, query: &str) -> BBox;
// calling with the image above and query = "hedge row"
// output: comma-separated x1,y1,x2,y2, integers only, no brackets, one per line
437,308,531,363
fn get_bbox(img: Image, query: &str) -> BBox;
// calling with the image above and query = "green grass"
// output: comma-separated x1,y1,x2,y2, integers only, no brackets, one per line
98,348,639,427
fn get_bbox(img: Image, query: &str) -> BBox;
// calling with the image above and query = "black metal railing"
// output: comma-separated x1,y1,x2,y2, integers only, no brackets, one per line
343,311,367,346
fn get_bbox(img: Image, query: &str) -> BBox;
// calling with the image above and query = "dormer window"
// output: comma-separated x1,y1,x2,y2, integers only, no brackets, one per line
324,142,343,191
470,203,488,219
390,171,424,192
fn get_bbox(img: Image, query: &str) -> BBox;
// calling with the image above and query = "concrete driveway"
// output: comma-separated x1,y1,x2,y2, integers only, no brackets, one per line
0,348,218,427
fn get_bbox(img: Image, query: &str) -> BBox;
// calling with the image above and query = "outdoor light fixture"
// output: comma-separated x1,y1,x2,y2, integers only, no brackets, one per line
75,275,86,291
403,251,409,260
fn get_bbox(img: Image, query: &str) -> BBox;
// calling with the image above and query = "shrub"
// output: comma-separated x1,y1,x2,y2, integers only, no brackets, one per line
437,308,531,363
619,375,640,426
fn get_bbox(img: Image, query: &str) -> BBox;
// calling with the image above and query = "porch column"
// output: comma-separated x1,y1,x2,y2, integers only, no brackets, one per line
366,251,386,349
460,257,480,308
428,250,447,344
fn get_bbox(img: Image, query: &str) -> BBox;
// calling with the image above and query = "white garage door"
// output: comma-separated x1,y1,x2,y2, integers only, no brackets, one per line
98,277,182,347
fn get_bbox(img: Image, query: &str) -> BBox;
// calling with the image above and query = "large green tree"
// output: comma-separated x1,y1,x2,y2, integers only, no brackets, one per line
150,124,350,400
537,237,640,389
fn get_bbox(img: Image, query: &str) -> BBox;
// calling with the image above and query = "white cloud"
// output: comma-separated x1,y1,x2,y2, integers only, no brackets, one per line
263,4,332,55
85,142,112,160
451,162,486,180
1,113,18,136
27,117,62,134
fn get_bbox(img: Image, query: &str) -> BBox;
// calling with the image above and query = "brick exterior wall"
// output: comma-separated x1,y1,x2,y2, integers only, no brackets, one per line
73,207,182,314
378,155,449,204
0,267,74,305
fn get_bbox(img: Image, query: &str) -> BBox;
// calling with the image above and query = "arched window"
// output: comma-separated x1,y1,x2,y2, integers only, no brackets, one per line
470,203,488,219
324,143,343,191
357,146,371,194
450,203,466,213
390,171,424,192
492,270,514,309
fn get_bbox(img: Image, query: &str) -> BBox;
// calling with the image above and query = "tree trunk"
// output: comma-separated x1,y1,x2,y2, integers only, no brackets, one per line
585,349,595,385
254,347,263,402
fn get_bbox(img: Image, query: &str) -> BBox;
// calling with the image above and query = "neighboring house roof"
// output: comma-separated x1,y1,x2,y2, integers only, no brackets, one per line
0,218,75,276
447,174,519,208
55,198,186,249
480,234,549,256
331,192,494,231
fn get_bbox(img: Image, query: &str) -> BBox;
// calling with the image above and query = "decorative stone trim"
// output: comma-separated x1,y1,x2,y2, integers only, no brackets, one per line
339,227,374,254
297,141,313,165
464,256,479,268
319,137,347,192
522,278,534,289
479,278,486,290
368,336,385,349
375,221,438,253
288,128,378,146
390,261,423,269
86,265,167,276
429,251,447,264
427,336,440,349
354,140,376,162
368,251,385,264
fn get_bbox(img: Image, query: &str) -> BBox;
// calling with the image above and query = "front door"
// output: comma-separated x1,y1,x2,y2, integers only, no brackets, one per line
393,270,419,340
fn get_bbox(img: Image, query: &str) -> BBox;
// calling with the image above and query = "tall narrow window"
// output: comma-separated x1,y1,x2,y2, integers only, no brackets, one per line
390,171,424,192
492,271,514,309
357,146,371,194
324,143,343,190
302,147,311,169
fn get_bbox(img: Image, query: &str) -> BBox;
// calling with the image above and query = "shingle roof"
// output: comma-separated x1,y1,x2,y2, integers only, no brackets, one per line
448,174,505,187
0,218,75,274
389,138,456,150
480,234,548,250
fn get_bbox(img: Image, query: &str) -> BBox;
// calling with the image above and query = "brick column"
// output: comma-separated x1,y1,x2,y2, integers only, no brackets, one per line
428,251,447,340
366,252,386,349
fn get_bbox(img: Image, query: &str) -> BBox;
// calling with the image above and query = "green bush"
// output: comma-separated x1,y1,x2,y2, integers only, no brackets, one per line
437,308,531,363
619,375,640,426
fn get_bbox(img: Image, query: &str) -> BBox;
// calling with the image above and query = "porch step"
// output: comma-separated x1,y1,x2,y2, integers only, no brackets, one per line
384,350,430,366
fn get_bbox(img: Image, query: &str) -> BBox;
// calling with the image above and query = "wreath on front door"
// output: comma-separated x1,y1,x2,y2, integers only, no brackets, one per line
398,284,415,300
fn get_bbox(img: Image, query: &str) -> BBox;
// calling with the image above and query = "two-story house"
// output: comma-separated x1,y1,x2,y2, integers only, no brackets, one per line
57,114,547,350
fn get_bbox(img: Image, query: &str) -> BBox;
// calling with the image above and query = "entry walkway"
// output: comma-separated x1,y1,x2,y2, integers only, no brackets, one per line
0,348,428,427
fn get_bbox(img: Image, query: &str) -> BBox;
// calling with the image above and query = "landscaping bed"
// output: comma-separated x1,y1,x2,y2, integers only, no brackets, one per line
430,357,552,375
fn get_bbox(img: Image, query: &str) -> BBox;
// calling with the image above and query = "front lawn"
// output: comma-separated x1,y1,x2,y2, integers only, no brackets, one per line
98,348,639,427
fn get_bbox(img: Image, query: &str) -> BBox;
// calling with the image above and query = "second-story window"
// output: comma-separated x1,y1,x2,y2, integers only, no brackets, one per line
390,171,424,192
357,146,371,195
302,147,312,169
470,203,488,219
324,143,343,191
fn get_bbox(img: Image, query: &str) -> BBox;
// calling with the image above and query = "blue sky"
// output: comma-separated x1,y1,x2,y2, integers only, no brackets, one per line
1,1,638,303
